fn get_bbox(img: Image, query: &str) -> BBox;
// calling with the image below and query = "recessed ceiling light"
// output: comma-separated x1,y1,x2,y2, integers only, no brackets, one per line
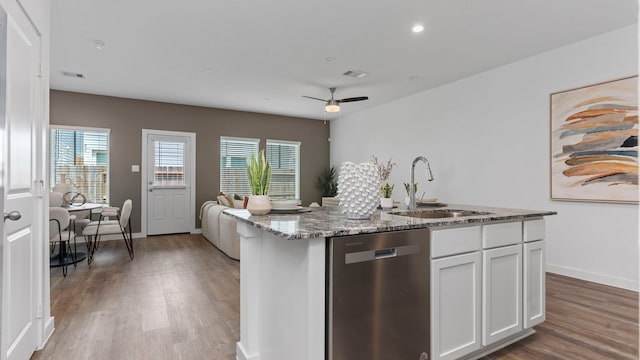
409,75,421,80
204,68,215,73
326,57,336,62
412,24,424,33
264,97,271,101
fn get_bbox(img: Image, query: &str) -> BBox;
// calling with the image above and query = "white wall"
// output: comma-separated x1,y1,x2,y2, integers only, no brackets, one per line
331,25,639,291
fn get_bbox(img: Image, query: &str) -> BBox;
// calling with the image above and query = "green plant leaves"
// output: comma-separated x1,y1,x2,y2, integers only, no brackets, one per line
247,149,271,195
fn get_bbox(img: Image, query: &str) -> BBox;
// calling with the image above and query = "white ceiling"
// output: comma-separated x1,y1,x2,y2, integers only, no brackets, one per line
51,0,638,121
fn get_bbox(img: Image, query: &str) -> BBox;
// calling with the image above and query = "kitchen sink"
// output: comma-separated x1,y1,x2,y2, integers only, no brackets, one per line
390,209,492,219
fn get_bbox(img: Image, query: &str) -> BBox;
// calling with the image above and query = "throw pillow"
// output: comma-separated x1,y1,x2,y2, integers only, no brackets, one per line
217,195,233,207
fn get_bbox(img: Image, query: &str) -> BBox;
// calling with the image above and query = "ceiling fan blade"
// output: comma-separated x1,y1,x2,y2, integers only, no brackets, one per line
302,95,328,102
337,96,369,103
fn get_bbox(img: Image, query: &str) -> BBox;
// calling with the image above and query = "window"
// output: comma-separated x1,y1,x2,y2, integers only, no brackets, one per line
220,137,258,195
50,127,110,203
154,141,185,187
266,139,300,199
219,137,301,199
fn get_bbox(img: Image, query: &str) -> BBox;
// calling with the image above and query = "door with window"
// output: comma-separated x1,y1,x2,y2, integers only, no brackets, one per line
144,131,195,235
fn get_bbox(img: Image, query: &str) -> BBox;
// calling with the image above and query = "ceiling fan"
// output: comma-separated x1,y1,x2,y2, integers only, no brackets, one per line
303,87,368,113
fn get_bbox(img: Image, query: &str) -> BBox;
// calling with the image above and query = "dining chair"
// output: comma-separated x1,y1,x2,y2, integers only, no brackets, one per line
49,207,76,277
49,191,64,207
82,199,134,263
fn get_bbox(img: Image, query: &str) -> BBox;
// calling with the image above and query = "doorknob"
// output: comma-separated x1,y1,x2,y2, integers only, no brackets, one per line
4,210,21,222
148,188,153,192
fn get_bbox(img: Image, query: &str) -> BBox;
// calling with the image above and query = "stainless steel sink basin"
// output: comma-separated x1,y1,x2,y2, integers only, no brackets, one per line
390,209,491,219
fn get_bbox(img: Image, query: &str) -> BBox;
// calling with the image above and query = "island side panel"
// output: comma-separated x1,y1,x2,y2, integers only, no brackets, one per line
236,222,326,360
237,222,262,360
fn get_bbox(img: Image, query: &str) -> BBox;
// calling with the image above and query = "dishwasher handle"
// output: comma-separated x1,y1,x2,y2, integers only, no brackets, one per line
375,248,397,259
345,244,420,264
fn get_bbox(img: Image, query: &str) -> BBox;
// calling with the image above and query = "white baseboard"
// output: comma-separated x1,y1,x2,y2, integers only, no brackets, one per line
91,232,145,241
546,264,639,292
236,342,259,360
96,231,203,241
39,316,55,349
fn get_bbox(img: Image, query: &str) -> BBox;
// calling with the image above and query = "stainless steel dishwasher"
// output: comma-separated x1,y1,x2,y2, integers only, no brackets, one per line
328,229,430,360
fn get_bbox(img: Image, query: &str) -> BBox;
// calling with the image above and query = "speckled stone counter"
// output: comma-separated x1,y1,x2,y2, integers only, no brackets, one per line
224,204,556,240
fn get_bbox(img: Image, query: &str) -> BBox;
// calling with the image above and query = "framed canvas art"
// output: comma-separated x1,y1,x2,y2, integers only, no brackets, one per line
550,76,638,204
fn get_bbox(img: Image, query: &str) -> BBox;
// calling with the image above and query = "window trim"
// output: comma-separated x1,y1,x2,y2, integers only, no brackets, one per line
220,136,259,195
49,125,111,204
266,139,301,200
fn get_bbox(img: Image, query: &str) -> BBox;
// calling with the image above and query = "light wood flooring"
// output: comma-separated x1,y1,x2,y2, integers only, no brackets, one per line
33,234,638,360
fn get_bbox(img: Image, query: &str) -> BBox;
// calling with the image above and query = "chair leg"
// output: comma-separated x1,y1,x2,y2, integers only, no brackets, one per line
85,235,96,265
72,236,78,268
121,230,134,259
61,241,68,277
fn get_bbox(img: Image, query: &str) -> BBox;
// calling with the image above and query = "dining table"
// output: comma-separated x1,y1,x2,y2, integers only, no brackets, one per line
50,203,108,267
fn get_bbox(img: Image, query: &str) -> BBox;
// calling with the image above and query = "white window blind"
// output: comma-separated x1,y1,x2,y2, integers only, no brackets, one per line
154,141,185,187
220,137,259,195
266,139,300,199
50,127,110,203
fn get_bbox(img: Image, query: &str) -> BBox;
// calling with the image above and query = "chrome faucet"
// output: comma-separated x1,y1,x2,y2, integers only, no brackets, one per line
409,156,434,210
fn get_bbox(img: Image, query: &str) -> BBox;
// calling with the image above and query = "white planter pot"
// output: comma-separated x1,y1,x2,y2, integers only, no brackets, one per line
247,195,271,215
380,198,394,209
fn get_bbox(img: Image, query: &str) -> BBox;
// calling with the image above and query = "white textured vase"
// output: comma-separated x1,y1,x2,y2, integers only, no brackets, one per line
337,162,380,220
247,195,271,215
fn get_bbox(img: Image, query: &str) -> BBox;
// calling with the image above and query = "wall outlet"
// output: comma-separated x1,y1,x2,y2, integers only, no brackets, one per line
131,165,140,172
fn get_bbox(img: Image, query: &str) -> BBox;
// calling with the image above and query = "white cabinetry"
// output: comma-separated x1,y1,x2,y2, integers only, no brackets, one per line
482,244,523,345
482,222,523,346
430,227,481,360
430,218,546,360
431,252,482,360
524,219,546,328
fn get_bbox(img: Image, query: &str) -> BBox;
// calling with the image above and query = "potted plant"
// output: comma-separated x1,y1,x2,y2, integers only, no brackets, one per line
404,182,418,207
246,149,272,215
372,155,396,208
380,182,394,209
316,166,339,207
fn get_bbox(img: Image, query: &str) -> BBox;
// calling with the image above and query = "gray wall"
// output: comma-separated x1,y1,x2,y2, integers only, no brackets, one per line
50,90,330,233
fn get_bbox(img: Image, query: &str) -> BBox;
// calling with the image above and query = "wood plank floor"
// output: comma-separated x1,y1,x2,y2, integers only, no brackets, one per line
32,234,638,360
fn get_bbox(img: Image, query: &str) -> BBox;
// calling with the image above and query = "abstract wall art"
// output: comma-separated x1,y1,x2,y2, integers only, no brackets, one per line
550,76,638,203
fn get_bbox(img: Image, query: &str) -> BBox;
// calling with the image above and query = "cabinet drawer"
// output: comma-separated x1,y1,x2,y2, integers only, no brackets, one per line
482,222,522,249
431,226,481,258
524,219,545,242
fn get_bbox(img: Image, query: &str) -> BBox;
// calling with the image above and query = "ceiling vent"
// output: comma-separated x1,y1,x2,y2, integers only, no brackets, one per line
61,71,84,79
343,70,368,79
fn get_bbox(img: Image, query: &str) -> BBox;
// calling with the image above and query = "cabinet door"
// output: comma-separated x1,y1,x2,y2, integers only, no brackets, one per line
482,244,523,346
524,240,546,328
431,252,482,360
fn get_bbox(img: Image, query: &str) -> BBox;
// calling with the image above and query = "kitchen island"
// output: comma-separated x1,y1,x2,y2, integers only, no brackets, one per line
225,204,556,360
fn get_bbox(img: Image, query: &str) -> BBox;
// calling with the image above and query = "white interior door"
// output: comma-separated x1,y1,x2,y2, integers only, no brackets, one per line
144,132,194,235
1,3,41,359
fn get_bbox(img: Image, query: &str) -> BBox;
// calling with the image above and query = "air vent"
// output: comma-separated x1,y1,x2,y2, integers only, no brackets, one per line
343,70,368,79
61,71,84,79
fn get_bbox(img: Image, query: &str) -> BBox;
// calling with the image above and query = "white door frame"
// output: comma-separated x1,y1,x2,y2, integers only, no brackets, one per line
141,129,196,237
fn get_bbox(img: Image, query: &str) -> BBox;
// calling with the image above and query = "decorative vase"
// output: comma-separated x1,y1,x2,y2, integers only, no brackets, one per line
380,197,393,209
337,162,380,220
247,195,271,215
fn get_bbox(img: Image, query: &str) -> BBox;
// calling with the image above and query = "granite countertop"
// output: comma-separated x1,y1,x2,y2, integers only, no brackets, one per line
223,204,557,240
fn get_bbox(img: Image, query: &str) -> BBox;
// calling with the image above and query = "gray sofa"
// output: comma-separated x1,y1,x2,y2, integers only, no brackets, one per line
199,201,240,260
